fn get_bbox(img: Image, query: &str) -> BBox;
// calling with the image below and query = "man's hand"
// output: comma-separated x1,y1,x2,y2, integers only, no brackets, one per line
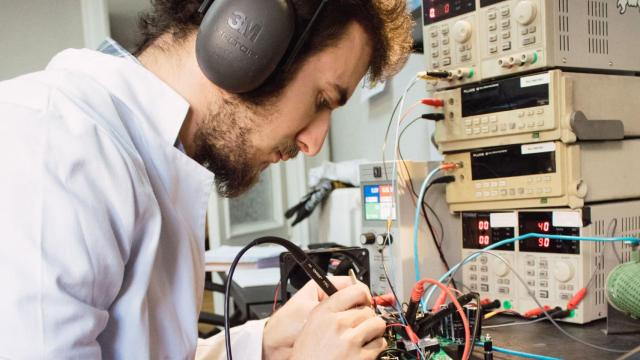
262,277,386,360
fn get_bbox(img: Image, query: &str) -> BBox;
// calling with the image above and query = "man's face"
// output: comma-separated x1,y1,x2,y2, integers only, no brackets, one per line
192,22,372,197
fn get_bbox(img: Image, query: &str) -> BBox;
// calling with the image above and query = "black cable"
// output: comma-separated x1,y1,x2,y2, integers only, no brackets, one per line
398,119,451,249
419,175,448,247
468,293,482,360
425,70,451,79
421,113,445,121
414,293,476,337
422,179,454,256
397,118,457,287
224,236,338,360
379,243,407,325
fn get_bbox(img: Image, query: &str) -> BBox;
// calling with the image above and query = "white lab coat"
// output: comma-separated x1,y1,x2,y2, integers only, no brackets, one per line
0,49,265,359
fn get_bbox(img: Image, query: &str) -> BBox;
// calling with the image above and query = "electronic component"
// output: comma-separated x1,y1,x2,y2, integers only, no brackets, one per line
460,200,640,324
423,0,640,89
278,247,370,301
359,161,461,298
224,236,338,360
438,304,481,343
444,139,640,212
461,212,517,306
433,70,640,152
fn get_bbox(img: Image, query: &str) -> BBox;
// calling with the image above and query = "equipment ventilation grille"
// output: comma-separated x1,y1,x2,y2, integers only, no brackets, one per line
592,217,638,305
593,222,606,305
619,215,639,263
587,0,609,55
558,0,570,51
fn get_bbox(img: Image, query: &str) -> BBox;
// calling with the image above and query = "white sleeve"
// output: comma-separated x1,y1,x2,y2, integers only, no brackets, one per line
0,92,146,358
195,319,268,360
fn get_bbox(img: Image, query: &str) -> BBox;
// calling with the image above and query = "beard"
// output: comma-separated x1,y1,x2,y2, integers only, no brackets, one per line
190,97,299,198
191,97,262,198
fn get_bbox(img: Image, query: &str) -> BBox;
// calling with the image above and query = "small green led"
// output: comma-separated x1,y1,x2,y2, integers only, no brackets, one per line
532,132,540,138
468,68,475,78
532,52,539,64
503,300,513,310
569,310,576,318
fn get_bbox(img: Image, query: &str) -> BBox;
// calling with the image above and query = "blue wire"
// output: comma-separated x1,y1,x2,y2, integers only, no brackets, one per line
476,341,563,360
421,233,640,311
413,167,443,283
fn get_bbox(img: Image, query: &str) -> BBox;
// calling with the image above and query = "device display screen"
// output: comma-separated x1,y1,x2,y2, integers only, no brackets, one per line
461,74,550,117
423,0,475,25
363,184,396,221
470,143,556,181
480,0,508,7
518,212,580,254
462,212,515,250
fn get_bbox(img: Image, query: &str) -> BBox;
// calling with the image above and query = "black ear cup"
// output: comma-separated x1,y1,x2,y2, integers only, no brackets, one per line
196,0,296,93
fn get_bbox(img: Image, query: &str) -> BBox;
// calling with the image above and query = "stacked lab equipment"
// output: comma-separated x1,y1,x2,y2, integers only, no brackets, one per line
423,0,640,324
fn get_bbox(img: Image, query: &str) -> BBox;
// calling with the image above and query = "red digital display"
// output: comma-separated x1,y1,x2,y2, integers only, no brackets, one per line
519,212,580,254
462,213,515,250
536,221,551,248
423,0,476,25
477,220,490,245
477,219,490,246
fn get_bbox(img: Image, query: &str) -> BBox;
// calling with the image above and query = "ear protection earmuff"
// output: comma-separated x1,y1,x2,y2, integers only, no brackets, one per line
196,0,328,94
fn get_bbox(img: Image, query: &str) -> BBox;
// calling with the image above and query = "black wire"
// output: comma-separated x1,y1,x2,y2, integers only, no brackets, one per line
425,202,445,246
225,236,336,360
467,293,482,360
397,117,457,289
398,117,445,245
376,348,418,360
379,243,407,325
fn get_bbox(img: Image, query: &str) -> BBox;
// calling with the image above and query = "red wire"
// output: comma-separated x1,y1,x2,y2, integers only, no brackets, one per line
386,323,419,344
413,278,471,360
272,281,281,313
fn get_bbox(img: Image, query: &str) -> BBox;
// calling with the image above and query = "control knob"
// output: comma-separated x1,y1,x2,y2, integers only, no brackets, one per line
515,1,537,25
376,233,393,246
493,261,511,277
452,20,472,43
360,233,376,245
554,260,575,283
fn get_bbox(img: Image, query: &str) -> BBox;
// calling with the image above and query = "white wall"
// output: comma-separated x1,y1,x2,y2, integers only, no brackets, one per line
0,1,85,80
329,53,441,163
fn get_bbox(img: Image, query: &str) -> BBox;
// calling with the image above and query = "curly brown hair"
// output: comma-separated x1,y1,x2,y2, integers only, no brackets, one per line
136,0,413,102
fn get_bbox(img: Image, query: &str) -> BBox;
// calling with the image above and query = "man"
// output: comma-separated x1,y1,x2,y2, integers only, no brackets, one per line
0,0,412,358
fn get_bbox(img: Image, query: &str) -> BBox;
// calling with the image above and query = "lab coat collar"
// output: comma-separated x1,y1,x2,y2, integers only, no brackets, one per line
46,48,188,148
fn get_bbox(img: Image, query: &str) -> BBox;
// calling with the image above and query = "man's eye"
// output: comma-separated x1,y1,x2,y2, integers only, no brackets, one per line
317,97,330,111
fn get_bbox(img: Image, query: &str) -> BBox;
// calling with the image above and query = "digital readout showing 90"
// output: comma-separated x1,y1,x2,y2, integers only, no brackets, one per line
518,212,580,254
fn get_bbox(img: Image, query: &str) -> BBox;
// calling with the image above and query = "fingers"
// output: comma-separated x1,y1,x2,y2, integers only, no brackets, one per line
361,337,388,360
326,283,373,312
352,315,386,345
337,306,377,328
316,276,362,301
297,276,362,302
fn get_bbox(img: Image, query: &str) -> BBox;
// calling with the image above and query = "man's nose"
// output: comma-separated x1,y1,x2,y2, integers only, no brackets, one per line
296,114,330,156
